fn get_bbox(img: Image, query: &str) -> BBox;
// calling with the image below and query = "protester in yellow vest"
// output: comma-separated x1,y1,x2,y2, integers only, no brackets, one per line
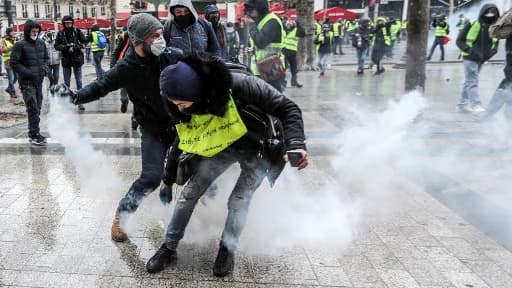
386,18,400,57
148,54,308,277
456,4,500,113
371,17,390,74
427,14,449,61
0,28,17,98
332,18,344,54
314,24,334,77
89,24,106,80
283,19,306,87
244,0,286,92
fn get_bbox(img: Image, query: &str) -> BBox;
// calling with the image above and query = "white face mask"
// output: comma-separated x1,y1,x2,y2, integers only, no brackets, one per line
150,36,166,56
485,12,496,17
30,35,38,41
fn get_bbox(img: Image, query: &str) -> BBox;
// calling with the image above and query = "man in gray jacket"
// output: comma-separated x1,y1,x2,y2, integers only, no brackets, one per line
163,0,220,56
43,29,60,86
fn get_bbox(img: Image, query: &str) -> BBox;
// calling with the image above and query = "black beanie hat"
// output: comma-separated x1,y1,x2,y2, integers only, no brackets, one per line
160,61,202,102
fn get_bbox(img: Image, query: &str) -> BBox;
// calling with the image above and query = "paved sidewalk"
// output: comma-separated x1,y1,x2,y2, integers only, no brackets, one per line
2,55,512,287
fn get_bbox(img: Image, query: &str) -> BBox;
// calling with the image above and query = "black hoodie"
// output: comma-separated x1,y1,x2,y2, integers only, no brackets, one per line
457,4,500,63
10,19,49,83
245,0,282,49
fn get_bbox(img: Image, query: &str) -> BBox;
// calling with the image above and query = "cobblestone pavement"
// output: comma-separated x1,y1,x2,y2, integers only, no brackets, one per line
2,46,512,288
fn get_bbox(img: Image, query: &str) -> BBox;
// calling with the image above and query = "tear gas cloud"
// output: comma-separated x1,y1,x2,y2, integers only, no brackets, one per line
47,92,123,202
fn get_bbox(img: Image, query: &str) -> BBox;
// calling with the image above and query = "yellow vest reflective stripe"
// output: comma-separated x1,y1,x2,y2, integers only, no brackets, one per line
91,31,105,52
3,39,14,62
332,22,341,37
250,13,285,75
283,28,298,51
373,26,391,46
457,18,467,30
461,20,498,56
316,31,333,52
391,23,400,40
435,24,448,37
175,96,248,158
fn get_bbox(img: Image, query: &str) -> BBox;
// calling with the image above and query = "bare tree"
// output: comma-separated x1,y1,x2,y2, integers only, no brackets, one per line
296,0,315,70
405,0,430,92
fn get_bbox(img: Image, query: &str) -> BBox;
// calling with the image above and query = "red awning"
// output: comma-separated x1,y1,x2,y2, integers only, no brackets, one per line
286,8,296,20
270,4,286,15
15,21,62,32
314,7,356,22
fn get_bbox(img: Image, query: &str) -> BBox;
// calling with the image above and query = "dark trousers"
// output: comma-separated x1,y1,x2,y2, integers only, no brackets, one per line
371,49,385,71
20,81,44,138
117,126,170,213
427,37,445,60
333,36,343,54
49,64,59,86
93,51,105,80
165,147,268,252
62,65,82,90
284,50,299,84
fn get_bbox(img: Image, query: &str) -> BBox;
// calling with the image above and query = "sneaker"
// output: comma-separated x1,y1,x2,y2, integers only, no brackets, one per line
131,117,138,130
357,69,364,75
319,72,325,77
213,242,235,277
78,104,85,111
120,101,128,113
471,104,486,114
146,244,177,273
455,104,473,113
30,134,47,146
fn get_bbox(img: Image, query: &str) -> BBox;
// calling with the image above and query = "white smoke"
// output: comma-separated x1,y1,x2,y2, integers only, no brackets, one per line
46,92,123,201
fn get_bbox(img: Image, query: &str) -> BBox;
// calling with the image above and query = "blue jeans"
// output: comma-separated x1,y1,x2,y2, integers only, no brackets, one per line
357,47,368,71
93,51,105,80
165,147,267,252
458,60,482,106
6,67,17,94
117,126,170,214
62,65,82,90
318,53,329,73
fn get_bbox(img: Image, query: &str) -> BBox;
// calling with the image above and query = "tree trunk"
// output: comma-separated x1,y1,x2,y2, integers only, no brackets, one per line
296,0,315,70
110,0,116,52
405,0,430,92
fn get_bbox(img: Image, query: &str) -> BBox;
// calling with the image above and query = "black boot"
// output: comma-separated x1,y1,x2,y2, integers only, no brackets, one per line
146,244,177,273
291,77,303,88
120,101,128,113
131,116,138,130
213,242,234,277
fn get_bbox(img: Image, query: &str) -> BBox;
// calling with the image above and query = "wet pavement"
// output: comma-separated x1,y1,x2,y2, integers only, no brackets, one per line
2,44,512,288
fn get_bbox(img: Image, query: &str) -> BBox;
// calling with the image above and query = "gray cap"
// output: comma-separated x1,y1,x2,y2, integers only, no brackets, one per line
127,13,163,46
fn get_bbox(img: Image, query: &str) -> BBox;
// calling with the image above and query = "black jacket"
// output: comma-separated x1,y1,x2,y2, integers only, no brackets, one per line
10,20,50,84
163,55,306,185
54,18,87,67
246,0,282,50
76,47,180,143
457,3,500,63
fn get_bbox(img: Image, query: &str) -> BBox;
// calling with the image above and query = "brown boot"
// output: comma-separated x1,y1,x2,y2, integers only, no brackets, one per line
111,211,128,242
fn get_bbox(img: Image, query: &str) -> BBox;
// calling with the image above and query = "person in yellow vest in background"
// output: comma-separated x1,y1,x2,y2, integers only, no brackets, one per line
393,19,402,43
244,0,286,92
400,20,408,39
371,17,390,75
315,19,322,36
283,19,305,87
0,28,17,99
332,18,344,55
386,18,400,57
314,24,333,77
89,24,106,80
456,14,468,32
456,4,500,114
427,14,449,61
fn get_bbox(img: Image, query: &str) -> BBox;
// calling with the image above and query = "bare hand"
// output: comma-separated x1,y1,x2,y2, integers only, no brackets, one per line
244,15,255,25
283,149,309,170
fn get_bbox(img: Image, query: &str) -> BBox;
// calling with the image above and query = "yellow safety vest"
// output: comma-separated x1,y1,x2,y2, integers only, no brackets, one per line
373,26,391,46
435,24,449,37
283,28,298,52
2,38,14,62
461,20,498,56
332,22,341,37
175,96,248,157
316,31,333,53
315,22,322,35
249,13,285,75
91,31,105,52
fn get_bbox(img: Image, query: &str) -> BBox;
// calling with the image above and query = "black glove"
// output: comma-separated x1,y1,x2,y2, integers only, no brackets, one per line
50,83,78,104
159,183,173,204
